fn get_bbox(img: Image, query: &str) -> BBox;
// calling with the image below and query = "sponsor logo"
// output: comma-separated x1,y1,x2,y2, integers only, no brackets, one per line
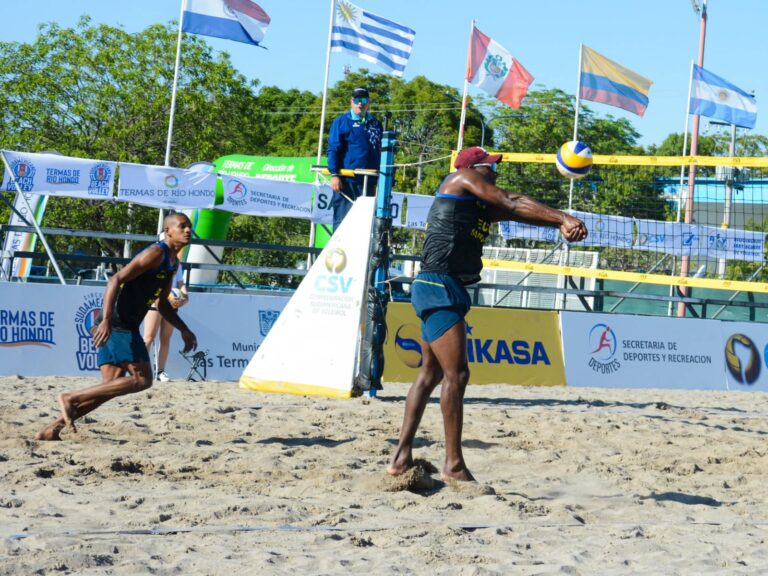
394,324,422,368
7,158,36,191
587,323,621,374
88,163,112,196
46,167,81,185
324,247,347,274
258,310,280,337
225,179,248,208
392,322,552,369
708,232,728,250
164,174,179,188
725,333,760,385
74,292,103,371
0,307,56,348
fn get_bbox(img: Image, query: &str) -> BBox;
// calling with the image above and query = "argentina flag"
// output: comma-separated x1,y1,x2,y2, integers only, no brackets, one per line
690,65,757,129
331,1,415,77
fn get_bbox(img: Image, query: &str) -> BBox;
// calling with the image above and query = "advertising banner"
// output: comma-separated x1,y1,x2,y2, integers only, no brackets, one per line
569,211,633,249
403,193,433,230
560,311,724,389
1,192,48,278
500,220,560,243
634,219,699,256
1,150,116,199
117,163,216,209
699,226,765,263
219,174,314,218
721,322,768,392
0,283,289,381
240,197,376,398
384,303,566,386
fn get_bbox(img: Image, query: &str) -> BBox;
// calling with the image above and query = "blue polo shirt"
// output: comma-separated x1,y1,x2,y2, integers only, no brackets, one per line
327,110,383,177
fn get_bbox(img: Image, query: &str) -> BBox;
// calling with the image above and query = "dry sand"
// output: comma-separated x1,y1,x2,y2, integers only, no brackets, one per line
1,375,767,575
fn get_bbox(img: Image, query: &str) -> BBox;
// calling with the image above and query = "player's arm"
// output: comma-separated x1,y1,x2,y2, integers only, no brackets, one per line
157,297,197,353
458,170,588,242
91,245,166,347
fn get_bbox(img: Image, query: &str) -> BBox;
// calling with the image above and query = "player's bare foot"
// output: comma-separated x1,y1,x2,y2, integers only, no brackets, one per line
57,393,77,433
34,421,64,441
441,465,475,482
386,454,413,476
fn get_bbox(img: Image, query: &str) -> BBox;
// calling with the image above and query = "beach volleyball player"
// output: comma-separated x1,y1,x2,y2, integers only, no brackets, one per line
387,146,588,481
35,213,197,441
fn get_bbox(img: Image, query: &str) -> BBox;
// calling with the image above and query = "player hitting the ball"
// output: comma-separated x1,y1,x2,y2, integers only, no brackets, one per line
35,212,197,441
387,146,588,482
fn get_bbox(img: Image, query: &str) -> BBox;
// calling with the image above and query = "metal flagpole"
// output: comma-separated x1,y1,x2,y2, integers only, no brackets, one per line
158,0,187,234
676,60,695,223
309,0,336,249
1,152,65,285
456,20,474,151
567,43,584,211
678,0,708,317
669,59,696,317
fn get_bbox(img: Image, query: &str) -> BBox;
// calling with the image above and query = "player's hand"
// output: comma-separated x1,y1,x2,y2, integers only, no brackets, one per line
560,215,588,242
330,175,342,192
181,329,197,354
90,319,111,348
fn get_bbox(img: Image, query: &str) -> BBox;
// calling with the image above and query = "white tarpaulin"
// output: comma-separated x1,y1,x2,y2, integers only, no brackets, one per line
560,311,725,390
634,219,699,257
117,163,216,209
1,150,116,199
0,282,289,380
240,197,376,398
219,173,314,218
698,225,765,263
569,211,634,249
500,220,560,243
403,193,433,230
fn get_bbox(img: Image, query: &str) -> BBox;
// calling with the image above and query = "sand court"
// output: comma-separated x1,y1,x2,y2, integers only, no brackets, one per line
2,375,768,574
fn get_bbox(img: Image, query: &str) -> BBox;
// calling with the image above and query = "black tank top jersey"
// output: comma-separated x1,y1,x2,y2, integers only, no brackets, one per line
111,241,178,330
420,190,491,285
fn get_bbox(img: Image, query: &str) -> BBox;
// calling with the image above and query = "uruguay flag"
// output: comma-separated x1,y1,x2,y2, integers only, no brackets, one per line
182,0,270,46
690,65,757,129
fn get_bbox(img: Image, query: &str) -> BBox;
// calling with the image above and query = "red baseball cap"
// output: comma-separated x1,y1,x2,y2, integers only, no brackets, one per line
454,146,503,169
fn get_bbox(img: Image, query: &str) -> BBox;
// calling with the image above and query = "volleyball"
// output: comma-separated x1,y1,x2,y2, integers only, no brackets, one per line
169,288,183,301
556,141,593,179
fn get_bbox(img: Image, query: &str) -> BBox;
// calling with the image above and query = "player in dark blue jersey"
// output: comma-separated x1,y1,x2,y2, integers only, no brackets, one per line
36,213,197,440
388,146,587,482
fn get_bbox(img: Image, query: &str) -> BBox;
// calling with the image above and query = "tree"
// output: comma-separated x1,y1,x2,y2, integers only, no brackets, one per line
0,17,264,257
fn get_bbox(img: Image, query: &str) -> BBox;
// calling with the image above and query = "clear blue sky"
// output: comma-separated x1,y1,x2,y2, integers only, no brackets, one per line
2,0,766,150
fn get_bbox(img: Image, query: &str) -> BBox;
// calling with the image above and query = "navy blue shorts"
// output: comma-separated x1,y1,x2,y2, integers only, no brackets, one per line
410,272,471,343
97,327,150,367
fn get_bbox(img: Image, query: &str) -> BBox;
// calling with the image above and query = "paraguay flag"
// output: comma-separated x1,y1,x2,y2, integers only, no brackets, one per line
182,0,270,46
466,26,533,109
690,65,757,129
579,45,652,117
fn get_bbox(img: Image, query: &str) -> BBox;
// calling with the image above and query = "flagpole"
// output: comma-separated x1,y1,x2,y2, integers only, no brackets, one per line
567,43,584,211
308,0,336,250
676,60,695,224
316,0,336,166
456,20,474,151
157,0,187,234
678,0,707,317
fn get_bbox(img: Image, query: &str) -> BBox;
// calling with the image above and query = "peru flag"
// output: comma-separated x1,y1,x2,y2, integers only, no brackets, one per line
466,26,533,109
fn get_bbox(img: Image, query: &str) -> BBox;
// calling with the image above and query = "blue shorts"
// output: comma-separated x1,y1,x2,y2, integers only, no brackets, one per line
97,327,150,367
410,272,471,343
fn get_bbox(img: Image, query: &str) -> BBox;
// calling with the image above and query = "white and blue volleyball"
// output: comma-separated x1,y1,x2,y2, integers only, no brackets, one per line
555,141,593,179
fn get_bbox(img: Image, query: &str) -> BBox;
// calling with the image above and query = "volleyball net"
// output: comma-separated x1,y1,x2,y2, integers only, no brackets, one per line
466,153,768,294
